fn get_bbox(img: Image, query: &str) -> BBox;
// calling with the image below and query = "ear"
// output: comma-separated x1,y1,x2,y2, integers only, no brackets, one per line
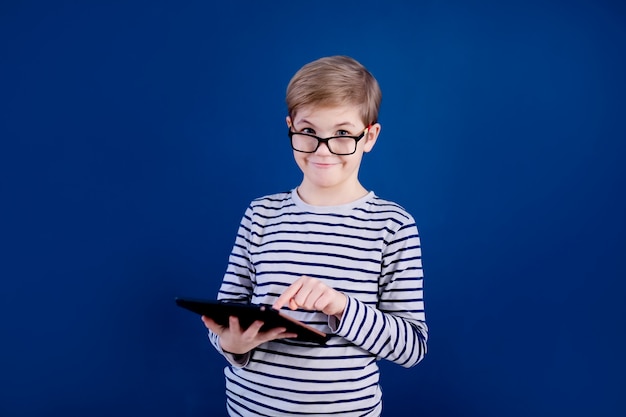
286,115,292,128
362,123,381,153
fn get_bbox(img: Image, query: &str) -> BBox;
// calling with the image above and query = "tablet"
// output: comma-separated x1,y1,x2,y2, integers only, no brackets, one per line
175,297,330,344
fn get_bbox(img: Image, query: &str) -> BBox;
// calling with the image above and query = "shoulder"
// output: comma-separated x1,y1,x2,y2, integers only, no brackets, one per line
364,194,416,224
246,190,295,214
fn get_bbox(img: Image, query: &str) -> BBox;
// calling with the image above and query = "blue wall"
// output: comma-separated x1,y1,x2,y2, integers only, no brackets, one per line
1,1,624,416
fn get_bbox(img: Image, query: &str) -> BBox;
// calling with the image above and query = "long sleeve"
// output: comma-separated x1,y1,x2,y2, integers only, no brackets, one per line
207,206,256,366
330,221,427,367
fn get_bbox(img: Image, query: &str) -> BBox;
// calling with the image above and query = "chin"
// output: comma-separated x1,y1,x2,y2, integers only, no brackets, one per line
310,177,346,190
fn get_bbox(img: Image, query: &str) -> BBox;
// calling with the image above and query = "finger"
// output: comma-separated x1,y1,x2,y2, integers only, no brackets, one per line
313,291,337,314
228,315,242,333
273,280,304,310
293,278,330,310
297,285,326,310
258,325,298,341
243,320,265,337
277,332,299,340
201,315,214,327
270,328,299,340
202,316,223,333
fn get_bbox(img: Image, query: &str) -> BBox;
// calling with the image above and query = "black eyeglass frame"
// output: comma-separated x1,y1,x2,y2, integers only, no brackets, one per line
287,125,371,156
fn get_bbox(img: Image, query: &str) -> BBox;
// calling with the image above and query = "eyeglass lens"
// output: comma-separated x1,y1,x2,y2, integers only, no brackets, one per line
291,134,356,155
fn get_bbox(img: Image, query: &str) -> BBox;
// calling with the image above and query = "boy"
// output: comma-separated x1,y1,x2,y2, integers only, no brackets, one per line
202,55,428,416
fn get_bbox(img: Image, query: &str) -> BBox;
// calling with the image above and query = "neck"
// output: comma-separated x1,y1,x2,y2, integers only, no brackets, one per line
296,183,369,206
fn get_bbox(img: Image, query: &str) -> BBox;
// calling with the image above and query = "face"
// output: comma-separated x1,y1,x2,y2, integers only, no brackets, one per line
286,104,380,196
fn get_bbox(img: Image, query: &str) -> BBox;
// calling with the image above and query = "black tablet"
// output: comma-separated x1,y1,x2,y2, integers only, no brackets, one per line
175,297,330,344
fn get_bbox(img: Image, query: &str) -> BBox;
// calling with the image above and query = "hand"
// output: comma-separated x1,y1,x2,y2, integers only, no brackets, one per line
202,315,297,355
272,275,347,319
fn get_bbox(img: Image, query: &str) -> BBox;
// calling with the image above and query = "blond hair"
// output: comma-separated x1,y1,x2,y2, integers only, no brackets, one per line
286,56,382,125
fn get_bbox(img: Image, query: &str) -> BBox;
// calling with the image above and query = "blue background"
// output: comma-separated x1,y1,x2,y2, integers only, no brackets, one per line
1,1,625,416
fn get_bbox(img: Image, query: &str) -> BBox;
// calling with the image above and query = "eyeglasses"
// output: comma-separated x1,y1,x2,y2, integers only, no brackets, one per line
288,126,371,156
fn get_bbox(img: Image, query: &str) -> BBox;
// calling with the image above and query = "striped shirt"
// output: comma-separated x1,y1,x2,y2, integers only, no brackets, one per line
209,189,427,416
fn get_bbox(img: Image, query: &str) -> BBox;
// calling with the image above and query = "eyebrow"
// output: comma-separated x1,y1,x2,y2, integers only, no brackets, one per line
296,119,356,128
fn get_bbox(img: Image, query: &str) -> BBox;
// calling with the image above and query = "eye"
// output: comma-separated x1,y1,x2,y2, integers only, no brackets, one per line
336,129,351,136
301,127,316,135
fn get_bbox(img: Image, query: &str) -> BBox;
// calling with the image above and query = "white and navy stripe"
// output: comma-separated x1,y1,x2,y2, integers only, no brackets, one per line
209,189,427,416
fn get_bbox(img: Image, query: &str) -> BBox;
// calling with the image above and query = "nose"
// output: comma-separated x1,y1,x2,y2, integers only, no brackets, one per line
314,139,333,155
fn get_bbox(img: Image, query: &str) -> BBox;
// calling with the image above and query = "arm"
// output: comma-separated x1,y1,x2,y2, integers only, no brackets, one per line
205,206,297,367
273,220,427,368
335,221,427,367
206,209,255,366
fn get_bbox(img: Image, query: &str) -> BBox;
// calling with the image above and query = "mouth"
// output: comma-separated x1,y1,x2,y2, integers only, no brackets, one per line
310,161,338,169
